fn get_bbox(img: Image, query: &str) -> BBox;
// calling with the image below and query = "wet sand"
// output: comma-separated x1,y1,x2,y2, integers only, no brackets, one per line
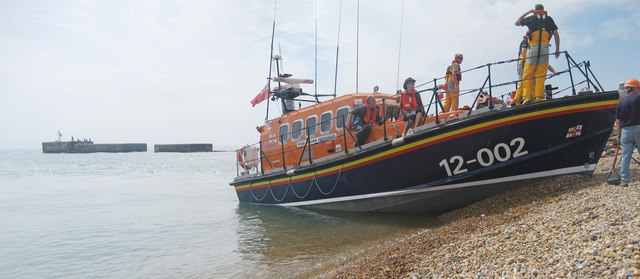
316,154,640,278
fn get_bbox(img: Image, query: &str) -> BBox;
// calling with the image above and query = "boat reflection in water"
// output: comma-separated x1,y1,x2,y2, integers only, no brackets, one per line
233,203,438,278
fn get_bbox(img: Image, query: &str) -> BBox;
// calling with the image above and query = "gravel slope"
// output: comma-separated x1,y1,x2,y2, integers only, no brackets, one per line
317,154,640,278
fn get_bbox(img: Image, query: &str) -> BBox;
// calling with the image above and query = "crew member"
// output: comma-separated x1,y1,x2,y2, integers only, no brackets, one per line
512,34,530,106
352,95,383,146
516,4,560,103
444,54,463,112
400,77,424,136
514,33,561,105
615,78,640,187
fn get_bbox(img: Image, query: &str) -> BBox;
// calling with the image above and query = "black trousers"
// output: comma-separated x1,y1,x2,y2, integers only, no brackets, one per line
355,125,371,147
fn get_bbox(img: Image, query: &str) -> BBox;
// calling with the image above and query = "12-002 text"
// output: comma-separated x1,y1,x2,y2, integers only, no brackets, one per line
438,137,529,177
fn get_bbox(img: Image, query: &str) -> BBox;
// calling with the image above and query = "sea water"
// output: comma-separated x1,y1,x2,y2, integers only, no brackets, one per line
0,149,437,278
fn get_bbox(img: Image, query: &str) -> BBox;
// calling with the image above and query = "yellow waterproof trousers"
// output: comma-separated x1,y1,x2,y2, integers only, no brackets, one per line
443,92,459,112
522,63,548,103
522,33,550,104
443,79,459,112
513,81,524,106
512,60,525,106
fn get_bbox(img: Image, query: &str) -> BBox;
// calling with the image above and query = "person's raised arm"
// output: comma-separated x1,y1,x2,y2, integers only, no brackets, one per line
515,9,533,26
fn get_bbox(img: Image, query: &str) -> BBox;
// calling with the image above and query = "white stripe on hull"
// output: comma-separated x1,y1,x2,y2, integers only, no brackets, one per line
277,164,596,207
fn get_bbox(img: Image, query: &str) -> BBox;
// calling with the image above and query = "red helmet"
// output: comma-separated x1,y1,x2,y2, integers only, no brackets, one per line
624,78,640,89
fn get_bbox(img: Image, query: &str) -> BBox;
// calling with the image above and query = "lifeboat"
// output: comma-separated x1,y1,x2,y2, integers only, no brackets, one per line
230,53,618,214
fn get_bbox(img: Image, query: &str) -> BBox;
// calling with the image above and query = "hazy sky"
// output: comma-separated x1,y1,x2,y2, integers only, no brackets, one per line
1,0,638,149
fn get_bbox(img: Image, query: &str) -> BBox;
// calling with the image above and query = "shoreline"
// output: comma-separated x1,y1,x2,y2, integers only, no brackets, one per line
315,155,640,278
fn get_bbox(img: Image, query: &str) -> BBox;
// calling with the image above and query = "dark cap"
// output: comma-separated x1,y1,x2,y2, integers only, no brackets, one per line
403,77,416,90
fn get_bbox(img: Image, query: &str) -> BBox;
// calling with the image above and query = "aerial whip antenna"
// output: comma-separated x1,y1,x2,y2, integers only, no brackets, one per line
314,0,319,102
265,0,277,121
356,0,360,93
332,0,343,98
396,0,405,91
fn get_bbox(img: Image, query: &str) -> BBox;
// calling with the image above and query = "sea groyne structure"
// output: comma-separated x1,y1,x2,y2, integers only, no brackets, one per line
153,144,213,153
42,142,147,153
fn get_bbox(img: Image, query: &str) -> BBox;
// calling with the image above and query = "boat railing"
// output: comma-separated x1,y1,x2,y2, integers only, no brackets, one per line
236,114,363,177
235,51,605,178
413,51,604,120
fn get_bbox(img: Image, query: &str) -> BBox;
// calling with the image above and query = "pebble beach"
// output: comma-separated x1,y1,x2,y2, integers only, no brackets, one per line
317,154,640,278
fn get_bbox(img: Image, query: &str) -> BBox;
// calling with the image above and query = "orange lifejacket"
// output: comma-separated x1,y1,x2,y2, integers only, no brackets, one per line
401,89,419,110
363,105,378,125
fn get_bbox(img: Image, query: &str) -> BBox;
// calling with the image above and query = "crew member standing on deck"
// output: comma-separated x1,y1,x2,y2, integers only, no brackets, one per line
400,77,424,136
512,34,530,106
616,78,640,187
513,34,559,105
515,4,560,104
444,54,463,112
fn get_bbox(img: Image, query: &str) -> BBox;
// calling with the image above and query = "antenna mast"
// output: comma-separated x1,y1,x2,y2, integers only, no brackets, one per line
332,0,343,98
314,0,319,103
265,0,277,121
396,0,405,91
356,0,360,93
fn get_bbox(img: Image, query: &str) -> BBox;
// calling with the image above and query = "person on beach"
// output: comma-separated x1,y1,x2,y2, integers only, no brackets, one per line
443,54,463,112
615,78,640,187
400,77,424,136
516,4,560,104
352,95,383,146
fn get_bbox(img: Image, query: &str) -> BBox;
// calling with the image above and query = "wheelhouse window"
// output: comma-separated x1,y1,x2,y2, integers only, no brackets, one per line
291,120,303,141
278,123,290,144
306,116,318,138
320,111,333,135
335,106,351,131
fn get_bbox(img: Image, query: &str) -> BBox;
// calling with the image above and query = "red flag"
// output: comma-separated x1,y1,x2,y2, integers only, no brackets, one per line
251,83,271,107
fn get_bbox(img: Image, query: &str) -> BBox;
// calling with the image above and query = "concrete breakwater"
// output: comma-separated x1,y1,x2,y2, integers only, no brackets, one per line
42,142,147,153
153,144,213,153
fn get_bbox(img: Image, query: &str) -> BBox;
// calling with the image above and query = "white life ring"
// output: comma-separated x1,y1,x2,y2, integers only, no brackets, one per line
238,146,259,170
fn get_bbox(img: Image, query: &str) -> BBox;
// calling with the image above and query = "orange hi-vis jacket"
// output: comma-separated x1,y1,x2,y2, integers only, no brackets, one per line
401,89,419,110
363,105,378,125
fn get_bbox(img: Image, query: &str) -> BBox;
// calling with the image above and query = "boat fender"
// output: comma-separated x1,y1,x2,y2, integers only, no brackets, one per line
286,169,296,176
392,137,405,147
